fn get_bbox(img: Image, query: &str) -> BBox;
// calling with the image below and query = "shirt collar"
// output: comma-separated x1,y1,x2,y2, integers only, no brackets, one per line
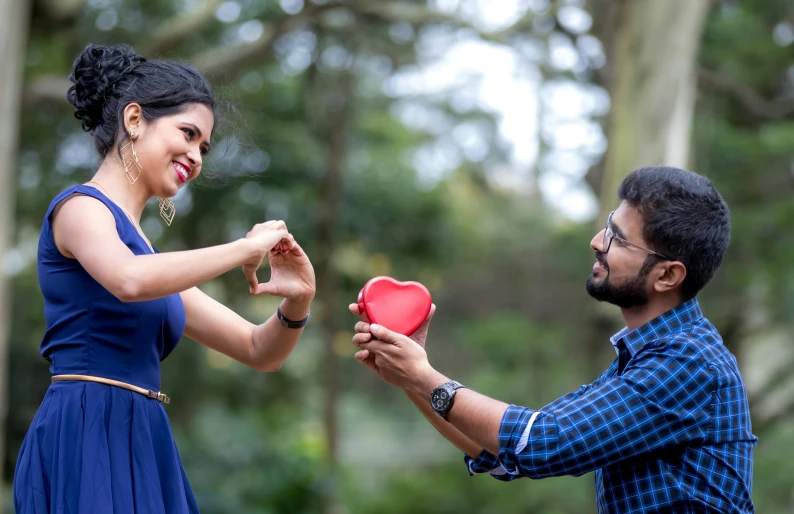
609,298,704,357
609,327,630,355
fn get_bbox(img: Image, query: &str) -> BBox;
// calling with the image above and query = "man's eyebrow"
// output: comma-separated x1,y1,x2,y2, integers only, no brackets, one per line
610,220,628,239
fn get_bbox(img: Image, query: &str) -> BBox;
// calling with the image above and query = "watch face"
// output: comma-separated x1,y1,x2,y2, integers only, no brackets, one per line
431,387,450,412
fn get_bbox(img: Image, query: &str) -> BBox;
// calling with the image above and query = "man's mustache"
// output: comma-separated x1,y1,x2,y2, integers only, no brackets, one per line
595,251,609,271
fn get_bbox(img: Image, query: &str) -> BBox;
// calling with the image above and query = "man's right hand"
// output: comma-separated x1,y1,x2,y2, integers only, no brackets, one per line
349,301,436,371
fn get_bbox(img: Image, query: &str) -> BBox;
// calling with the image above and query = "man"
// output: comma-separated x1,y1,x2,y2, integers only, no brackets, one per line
350,166,756,513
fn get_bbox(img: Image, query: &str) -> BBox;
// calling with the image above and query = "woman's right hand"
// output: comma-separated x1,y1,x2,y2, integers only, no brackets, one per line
242,220,294,294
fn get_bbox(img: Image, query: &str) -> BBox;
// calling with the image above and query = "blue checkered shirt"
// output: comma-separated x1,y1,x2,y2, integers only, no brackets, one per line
464,299,757,513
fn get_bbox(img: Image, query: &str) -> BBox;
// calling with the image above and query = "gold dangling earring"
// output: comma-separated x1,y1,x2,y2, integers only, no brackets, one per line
121,131,143,184
158,197,176,226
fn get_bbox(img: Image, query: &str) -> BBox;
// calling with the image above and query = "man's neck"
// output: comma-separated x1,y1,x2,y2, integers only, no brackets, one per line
620,294,685,332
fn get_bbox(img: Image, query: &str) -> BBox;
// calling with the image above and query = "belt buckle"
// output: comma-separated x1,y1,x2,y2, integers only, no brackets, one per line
147,390,171,404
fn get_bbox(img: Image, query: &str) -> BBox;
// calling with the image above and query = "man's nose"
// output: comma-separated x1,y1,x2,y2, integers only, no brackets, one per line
591,228,605,253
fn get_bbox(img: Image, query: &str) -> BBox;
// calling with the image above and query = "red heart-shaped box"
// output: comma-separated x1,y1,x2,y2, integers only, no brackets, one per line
358,276,432,336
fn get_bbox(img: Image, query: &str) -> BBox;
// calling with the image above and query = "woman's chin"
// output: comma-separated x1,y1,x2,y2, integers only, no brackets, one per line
162,181,180,197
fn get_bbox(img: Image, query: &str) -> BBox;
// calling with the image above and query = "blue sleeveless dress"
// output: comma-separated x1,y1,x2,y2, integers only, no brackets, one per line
14,185,199,513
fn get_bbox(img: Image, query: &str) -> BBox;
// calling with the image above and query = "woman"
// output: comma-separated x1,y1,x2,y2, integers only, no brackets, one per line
13,44,315,513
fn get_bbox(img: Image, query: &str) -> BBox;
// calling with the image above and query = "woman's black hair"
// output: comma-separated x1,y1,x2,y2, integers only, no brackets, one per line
67,43,216,158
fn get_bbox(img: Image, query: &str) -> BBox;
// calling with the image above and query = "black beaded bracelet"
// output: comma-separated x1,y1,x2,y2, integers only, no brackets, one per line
277,306,310,329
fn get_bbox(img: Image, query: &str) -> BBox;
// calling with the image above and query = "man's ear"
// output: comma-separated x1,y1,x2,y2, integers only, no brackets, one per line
653,261,687,294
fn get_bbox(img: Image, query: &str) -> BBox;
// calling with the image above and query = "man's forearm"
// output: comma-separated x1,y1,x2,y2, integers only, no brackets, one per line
403,389,484,457
446,389,509,455
411,366,511,456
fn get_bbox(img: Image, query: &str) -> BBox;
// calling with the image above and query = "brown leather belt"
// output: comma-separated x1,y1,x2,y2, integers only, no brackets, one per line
51,374,170,404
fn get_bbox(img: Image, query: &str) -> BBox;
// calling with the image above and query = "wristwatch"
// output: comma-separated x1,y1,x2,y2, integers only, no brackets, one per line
430,380,466,421
277,306,310,329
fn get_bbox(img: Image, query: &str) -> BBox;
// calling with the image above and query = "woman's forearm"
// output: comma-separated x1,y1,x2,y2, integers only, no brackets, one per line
119,239,256,302
249,295,313,371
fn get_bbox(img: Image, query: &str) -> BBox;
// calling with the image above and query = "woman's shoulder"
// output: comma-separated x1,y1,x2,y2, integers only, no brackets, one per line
45,184,115,225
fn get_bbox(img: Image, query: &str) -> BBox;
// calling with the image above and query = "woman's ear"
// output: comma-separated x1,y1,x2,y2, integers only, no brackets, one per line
122,103,143,139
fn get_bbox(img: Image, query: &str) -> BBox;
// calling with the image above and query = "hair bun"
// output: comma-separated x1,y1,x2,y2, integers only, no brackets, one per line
66,44,146,132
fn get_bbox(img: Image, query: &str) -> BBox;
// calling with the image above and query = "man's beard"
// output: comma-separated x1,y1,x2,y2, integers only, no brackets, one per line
586,253,651,308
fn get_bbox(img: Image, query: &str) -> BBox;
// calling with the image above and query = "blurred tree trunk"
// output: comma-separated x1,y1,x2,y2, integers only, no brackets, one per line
311,43,355,513
592,0,713,226
0,0,32,505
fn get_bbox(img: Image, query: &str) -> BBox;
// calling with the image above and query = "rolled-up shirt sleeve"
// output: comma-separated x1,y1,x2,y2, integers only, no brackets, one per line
464,345,715,480
464,449,500,475
462,407,543,480
462,384,593,479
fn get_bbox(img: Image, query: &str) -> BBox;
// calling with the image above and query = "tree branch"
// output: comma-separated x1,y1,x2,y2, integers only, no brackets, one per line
21,3,344,104
23,75,72,105
698,67,794,120
139,0,225,57
23,0,504,104
351,0,528,43
32,0,85,24
23,1,225,104
190,1,346,82
353,0,464,25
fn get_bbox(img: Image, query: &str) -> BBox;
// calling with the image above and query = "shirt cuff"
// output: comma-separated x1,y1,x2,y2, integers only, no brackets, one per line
464,449,500,475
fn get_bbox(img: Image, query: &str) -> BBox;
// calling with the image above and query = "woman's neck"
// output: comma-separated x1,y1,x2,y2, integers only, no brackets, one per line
89,157,151,221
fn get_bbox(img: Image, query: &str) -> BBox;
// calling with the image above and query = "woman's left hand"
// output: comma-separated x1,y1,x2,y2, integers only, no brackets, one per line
251,240,316,300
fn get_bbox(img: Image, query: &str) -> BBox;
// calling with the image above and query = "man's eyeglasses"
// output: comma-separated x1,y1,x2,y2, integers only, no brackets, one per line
603,211,672,260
